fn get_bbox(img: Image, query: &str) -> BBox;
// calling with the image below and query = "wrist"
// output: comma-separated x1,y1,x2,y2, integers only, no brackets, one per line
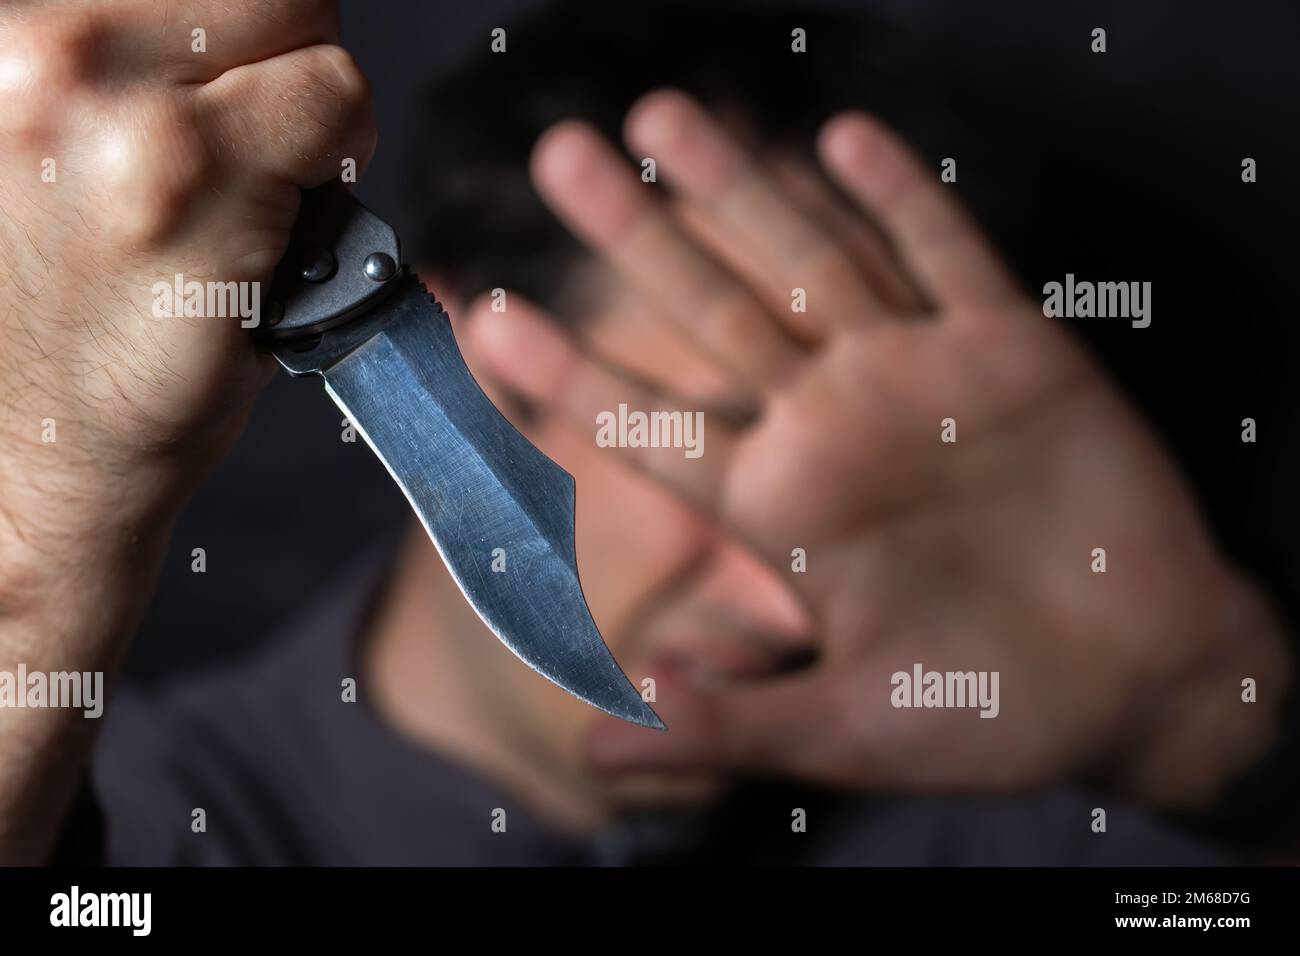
0,446,191,622
1116,571,1292,814
0,435,192,864
0,338,271,536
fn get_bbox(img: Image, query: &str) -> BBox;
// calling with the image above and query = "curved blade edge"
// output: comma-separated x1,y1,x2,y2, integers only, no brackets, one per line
319,290,664,730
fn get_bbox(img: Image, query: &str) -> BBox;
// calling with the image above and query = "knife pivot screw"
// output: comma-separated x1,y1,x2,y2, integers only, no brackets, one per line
363,252,397,283
300,248,337,283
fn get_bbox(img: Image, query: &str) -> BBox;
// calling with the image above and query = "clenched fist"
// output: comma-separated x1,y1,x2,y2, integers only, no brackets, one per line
0,0,374,862
0,0,374,505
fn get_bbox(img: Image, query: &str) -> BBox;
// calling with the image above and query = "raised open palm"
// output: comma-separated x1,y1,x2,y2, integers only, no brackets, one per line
466,91,1288,811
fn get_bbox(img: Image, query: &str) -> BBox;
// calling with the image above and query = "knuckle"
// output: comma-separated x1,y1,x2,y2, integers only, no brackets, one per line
8,14,99,90
299,45,372,118
287,45,375,161
103,100,217,246
0,14,103,146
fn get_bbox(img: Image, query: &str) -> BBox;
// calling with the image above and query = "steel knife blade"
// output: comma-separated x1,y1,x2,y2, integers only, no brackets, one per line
255,184,663,730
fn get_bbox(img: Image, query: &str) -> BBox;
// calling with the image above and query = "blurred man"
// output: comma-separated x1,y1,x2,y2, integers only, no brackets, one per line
0,1,1291,865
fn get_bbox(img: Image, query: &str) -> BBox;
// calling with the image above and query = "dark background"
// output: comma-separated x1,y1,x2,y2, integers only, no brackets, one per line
125,0,1300,681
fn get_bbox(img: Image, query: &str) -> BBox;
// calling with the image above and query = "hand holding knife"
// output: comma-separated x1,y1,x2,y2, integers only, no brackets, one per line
0,0,662,863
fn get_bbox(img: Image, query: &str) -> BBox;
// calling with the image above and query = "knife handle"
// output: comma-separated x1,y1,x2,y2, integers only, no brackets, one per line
255,181,404,341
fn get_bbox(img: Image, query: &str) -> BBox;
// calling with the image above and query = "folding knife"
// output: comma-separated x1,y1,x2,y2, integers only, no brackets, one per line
255,184,662,729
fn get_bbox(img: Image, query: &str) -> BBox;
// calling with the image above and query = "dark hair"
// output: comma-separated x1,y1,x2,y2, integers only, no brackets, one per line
407,0,991,310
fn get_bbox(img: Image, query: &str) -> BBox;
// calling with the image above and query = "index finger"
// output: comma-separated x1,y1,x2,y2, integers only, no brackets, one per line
97,0,340,82
532,120,802,389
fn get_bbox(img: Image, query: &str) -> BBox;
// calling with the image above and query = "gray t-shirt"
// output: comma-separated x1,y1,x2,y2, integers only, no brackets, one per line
87,559,1228,866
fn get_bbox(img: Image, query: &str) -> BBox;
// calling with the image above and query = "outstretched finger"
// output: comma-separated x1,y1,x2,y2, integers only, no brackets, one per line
818,112,1019,310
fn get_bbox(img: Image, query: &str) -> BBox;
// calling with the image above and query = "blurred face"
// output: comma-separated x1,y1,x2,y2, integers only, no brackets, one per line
440,259,808,805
